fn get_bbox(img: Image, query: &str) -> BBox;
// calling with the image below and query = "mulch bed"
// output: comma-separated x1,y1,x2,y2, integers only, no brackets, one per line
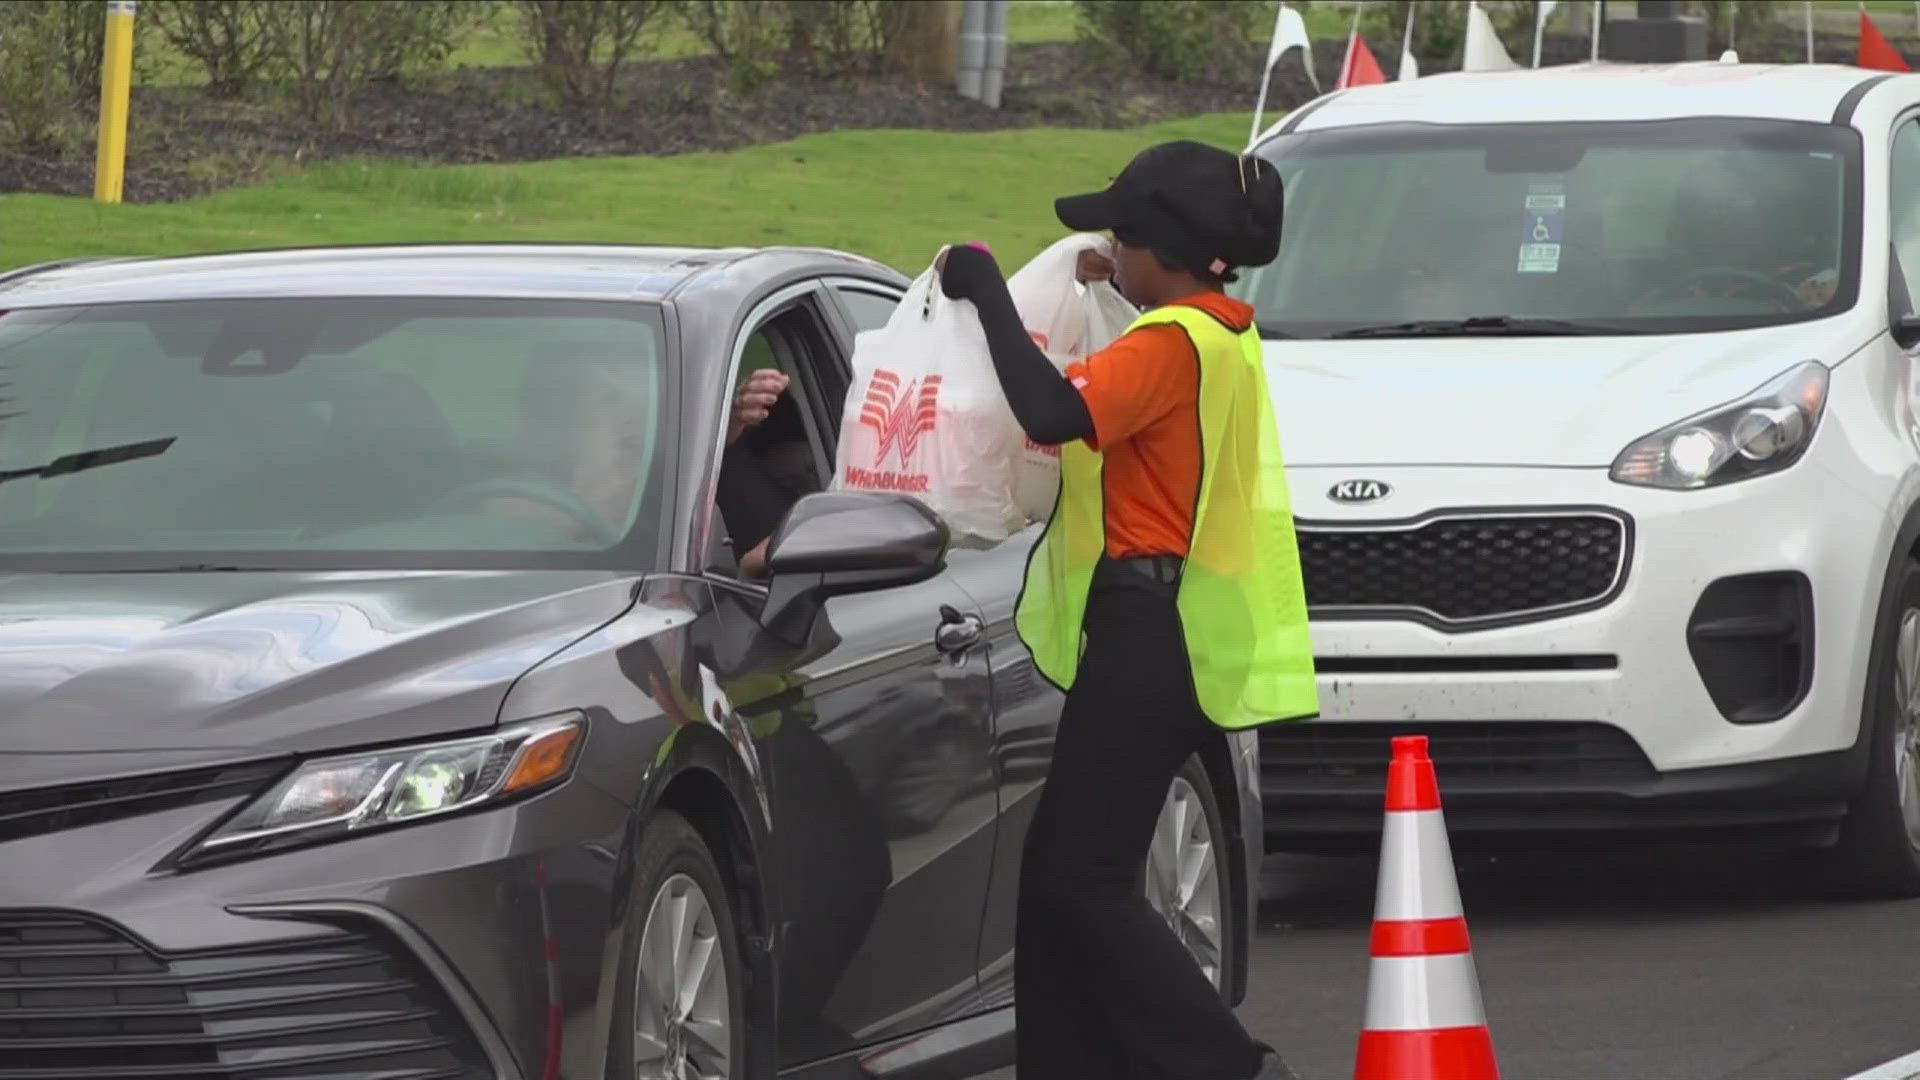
0,27,1893,204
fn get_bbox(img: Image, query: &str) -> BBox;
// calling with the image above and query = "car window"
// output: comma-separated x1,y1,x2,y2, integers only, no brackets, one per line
0,298,667,570
706,301,844,575
1240,117,1861,337
1891,118,1920,318
833,285,902,335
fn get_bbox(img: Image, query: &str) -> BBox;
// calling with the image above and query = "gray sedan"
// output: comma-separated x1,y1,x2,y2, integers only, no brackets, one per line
0,244,1261,1079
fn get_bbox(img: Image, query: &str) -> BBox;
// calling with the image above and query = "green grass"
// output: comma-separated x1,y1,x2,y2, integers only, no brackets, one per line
0,111,1256,276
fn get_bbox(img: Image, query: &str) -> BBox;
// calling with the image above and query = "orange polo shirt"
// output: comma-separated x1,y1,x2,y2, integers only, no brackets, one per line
1063,291,1254,560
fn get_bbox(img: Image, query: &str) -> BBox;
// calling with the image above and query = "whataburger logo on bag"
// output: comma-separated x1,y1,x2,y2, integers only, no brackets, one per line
847,368,941,493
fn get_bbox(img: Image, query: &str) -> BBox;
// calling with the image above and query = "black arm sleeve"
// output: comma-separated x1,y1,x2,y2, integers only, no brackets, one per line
941,248,1095,445
715,441,796,555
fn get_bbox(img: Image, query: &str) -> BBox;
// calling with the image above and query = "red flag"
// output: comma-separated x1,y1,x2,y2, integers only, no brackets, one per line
1861,9,1911,72
1340,33,1388,88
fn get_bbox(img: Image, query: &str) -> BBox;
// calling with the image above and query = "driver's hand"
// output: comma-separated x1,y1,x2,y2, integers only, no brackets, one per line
728,368,789,445
1797,269,1839,307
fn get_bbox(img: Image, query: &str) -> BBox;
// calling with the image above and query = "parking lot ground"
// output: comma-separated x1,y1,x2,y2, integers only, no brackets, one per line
972,847,1920,1080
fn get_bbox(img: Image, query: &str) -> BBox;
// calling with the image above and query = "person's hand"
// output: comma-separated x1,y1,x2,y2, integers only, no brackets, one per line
728,368,789,445
938,242,1001,300
1797,268,1839,307
1076,247,1115,284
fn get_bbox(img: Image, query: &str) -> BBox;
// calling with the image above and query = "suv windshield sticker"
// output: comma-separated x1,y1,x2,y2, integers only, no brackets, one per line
1518,182,1566,273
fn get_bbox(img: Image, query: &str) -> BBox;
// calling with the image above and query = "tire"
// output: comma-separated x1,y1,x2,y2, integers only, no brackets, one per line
1832,560,1920,898
611,810,749,1080
1144,755,1235,995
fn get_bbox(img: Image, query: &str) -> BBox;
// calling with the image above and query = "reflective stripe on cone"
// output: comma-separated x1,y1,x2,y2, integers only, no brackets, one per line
1354,735,1501,1080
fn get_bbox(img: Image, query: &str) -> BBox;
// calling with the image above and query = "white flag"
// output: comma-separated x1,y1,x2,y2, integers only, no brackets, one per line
1465,0,1520,71
1532,0,1559,67
1268,3,1319,90
1250,3,1319,146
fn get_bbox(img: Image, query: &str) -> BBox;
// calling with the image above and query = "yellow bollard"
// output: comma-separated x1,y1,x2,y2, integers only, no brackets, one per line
93,0,137,204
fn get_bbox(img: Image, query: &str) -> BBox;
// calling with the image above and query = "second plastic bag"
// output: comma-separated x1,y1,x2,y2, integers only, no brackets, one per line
1006,234,1141,522
832,257,1027,545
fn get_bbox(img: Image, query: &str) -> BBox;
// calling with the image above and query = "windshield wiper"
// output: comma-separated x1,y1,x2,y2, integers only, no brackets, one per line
1332,316,1613,339
0,437,175,487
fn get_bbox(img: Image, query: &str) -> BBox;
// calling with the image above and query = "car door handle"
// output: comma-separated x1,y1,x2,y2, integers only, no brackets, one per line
936,604,984,655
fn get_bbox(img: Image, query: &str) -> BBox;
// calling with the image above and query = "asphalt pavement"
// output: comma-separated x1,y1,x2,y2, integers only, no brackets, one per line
974,848,1920,1080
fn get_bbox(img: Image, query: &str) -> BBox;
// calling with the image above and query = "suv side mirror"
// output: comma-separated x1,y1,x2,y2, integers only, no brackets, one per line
1896,315,1920,351
760,491,950,642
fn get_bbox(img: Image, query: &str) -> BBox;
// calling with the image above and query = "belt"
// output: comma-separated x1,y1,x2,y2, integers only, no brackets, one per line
1097,554,1184,586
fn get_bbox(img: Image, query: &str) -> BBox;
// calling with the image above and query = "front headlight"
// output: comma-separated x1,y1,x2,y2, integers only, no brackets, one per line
1610,361,1829,490
186,715,585,864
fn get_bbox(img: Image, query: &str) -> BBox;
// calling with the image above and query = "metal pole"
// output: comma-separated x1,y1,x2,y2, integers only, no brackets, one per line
93,0,137,204
1402,1,1417,74
1591,0,1602,61
980,0,1008,109
1338,0,1361,87
1806,1,1815,63
956,0,985,101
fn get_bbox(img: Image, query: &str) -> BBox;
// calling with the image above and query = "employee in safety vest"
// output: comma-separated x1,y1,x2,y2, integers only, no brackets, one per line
938,141,1315,1080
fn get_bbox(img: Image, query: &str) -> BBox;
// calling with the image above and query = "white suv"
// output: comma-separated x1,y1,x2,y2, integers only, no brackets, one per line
1241,62,1920,894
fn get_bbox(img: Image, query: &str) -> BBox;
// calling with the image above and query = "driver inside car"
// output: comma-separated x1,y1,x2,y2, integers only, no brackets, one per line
1668,166,1839,312
478,349,655,545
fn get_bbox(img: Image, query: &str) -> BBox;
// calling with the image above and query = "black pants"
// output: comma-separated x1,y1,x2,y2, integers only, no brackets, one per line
1014,567,1263,1080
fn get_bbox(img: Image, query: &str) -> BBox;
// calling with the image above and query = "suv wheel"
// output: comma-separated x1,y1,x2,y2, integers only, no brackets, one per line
613,810,747,1080
1834,560,1920,898
1145,755,1231,992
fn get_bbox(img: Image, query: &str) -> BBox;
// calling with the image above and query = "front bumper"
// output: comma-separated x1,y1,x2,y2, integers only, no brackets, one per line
1265,458,1895,847
0,755,632,1080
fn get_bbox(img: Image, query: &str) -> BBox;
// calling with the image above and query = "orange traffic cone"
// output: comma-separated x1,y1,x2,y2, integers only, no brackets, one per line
1354,735,1500,1080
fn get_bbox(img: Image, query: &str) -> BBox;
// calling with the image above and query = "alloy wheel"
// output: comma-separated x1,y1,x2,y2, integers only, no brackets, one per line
1146,774,1224,988
634,872,732,1080
1894,608,1920,852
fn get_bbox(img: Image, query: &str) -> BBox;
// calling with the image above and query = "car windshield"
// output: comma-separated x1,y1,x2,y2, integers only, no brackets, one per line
0,298,667,571
1236,118,1862,338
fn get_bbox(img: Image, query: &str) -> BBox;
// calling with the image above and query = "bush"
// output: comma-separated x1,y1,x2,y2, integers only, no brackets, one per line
1381,0,1466,64
0,3,81,155
677,1,948,89
1073,0,1261,82
259,0,478,125
677,0,785,88
1695,0,1780,52
782,0,888,77
147,0,279,99
517,0,668,111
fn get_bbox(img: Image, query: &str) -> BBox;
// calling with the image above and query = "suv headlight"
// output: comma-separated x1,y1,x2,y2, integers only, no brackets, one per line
1610,361,1828,490
185,715,585,864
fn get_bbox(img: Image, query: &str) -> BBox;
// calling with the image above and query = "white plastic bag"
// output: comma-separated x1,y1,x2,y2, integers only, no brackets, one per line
832,258,1027,545
1005,234,1141,522
1007,232,1140,359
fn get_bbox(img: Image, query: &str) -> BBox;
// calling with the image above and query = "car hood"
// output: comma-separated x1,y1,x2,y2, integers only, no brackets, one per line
1266,321,1862,467
0,570,639,781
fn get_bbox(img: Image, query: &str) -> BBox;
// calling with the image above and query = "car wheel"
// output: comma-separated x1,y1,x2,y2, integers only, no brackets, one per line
1834,559,1920,898
612,810,747,1080
1145,755,1231,993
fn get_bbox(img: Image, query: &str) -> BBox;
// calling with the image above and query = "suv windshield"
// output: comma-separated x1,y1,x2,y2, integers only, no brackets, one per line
1237,118,1862,338
0,298,667,571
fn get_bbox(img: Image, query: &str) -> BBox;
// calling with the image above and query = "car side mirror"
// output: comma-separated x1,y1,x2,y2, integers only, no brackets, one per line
760,491,950,643
1896,315,1920,351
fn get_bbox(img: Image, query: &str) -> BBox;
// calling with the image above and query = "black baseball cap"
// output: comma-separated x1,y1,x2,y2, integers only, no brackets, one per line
1055,140,1283,280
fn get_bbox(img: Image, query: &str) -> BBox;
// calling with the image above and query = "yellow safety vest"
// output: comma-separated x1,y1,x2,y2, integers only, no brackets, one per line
1015,304,1318,730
